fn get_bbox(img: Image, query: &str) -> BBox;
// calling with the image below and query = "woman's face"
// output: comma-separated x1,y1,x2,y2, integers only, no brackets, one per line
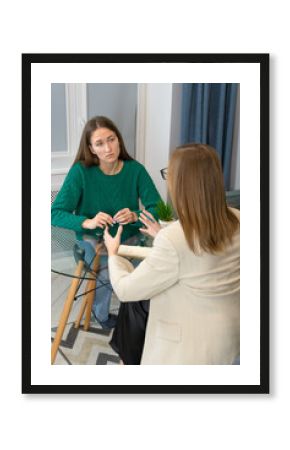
89,127,120,165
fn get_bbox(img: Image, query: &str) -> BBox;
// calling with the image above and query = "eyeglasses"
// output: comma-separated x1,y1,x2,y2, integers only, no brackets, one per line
160,168,168,180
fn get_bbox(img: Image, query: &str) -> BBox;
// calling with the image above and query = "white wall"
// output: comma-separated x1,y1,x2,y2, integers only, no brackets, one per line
142,84,173,201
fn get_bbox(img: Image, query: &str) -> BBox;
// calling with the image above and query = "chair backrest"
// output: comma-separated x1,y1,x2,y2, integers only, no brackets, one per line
51,190,76,254
51,190,58,204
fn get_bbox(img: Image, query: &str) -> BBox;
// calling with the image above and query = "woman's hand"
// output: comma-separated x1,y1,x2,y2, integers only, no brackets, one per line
104,224,123,256
113,208,138,225
82,212,114,230
139,209,161,238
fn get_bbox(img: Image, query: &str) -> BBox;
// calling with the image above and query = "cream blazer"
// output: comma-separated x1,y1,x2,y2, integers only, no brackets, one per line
108,209,240,365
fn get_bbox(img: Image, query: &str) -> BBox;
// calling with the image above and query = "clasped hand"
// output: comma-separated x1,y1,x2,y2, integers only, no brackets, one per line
113,208,138,225
83,208,137,230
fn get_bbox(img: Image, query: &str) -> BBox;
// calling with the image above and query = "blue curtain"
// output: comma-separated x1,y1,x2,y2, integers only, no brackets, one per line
180,83,238,190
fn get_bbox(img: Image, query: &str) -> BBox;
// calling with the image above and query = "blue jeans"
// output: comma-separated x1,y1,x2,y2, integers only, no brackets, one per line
77,240,112,323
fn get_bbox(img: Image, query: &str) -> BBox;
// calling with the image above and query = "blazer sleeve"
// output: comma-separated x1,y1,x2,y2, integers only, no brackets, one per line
108,231,179,302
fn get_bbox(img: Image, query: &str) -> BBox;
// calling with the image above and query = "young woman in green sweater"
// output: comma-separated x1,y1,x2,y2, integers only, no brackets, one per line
51,116,161,329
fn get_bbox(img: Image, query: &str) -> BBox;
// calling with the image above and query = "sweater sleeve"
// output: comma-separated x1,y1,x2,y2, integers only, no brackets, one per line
130,163,162,227
51,164,88,231
108,231,179,302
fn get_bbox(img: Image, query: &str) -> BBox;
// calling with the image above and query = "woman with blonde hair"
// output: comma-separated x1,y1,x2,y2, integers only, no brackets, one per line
104,143,240,364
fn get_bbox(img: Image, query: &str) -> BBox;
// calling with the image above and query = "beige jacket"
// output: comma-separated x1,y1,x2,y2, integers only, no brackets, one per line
108,209,240,365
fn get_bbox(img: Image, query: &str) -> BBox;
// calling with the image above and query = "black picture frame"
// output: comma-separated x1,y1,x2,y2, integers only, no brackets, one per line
22,53,269,394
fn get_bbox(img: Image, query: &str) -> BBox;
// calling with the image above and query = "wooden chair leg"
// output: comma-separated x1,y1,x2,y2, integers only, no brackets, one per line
75,242,102,329
51,260,84,364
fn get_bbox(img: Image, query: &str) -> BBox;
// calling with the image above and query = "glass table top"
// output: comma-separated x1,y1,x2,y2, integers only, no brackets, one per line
51,226,152,280
51,190,239,280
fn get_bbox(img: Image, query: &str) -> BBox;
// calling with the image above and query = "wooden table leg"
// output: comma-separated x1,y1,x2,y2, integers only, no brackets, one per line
84,242,102,329
74,278,95,330
51,260,84,364
74,294,88,329
83,279,95,331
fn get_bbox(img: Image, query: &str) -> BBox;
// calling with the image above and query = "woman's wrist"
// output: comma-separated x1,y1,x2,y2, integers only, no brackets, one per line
82,218,93,229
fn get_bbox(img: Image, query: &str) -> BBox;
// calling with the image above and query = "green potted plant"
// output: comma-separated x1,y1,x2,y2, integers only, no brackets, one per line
155,199,175,228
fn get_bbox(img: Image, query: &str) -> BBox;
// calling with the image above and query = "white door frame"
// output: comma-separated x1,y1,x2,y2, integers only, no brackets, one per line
51,83,87,191
136,83,174,201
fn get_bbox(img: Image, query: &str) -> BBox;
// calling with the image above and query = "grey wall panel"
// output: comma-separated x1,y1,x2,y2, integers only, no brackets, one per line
51,84,67,152
87,83,137,157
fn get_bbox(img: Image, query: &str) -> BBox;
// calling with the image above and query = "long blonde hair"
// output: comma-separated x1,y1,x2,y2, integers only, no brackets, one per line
168,144,239,253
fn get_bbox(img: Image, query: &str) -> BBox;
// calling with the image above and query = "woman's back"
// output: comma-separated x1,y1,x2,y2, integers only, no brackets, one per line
165,208,240,297
140,208,240,365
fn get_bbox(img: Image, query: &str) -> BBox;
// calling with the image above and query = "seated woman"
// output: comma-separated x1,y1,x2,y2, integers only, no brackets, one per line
51,116,161,329
104,143,240,364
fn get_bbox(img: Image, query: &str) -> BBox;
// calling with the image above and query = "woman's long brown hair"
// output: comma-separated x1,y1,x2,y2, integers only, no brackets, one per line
73,116,134,167
168,144,239,253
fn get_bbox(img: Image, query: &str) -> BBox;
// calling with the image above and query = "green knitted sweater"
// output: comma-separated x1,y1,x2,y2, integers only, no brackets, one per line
51,160,162,241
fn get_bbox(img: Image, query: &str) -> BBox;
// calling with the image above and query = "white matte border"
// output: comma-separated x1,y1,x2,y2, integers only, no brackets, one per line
31,61,260,386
